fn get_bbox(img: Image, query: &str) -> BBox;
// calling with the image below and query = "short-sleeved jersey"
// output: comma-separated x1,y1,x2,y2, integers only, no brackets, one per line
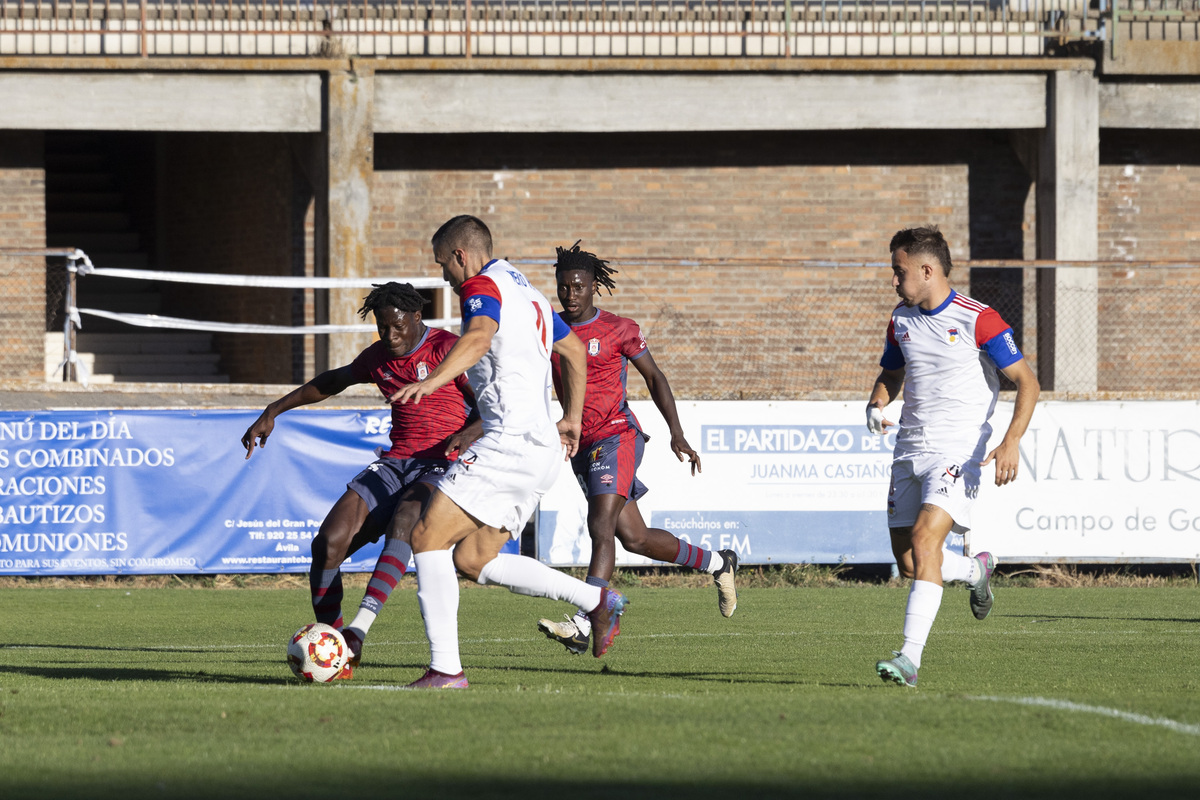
550,308,647,448
349,327,472,460
459,259,570,447
879,290,1023,460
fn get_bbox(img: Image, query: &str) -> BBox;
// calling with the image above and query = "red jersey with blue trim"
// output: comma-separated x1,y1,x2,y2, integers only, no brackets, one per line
879,290,1023,459
349,327,472,460
551,308,648,447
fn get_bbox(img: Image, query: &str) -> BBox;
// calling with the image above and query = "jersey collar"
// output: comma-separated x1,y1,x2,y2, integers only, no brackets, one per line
567,309,601,326
920,289,957,316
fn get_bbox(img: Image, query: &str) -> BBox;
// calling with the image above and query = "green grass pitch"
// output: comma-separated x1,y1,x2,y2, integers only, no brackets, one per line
1,583,1198,799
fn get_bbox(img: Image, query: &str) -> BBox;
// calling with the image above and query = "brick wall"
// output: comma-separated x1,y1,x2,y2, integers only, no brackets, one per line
159,133,299,383
1098,130,1200,391
0,132,46,381
373,130,1036,396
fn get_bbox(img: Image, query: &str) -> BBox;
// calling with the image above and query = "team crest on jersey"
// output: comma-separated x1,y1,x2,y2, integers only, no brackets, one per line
467,297,483,313
588,338,600,356
947,327,959,344
416,361,429,380
900,331,911,342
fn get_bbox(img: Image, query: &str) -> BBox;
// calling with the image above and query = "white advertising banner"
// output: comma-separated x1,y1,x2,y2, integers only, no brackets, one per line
973,400,1200,562
536,400,1200,566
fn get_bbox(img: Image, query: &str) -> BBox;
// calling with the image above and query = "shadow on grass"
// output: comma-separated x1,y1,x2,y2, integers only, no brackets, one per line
1002,613,1200,624
9,775,1200,800
0,663,292,684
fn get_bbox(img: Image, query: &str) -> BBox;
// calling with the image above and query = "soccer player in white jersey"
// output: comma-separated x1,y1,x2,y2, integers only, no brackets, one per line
389,215,628,689
866,227,1039,688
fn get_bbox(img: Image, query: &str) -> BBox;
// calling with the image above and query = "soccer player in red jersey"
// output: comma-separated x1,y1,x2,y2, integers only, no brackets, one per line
537,242,739,655
242,282,476,677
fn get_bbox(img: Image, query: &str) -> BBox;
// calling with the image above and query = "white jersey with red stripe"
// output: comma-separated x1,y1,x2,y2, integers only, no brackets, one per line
458,258,565,448
880,290,1023,461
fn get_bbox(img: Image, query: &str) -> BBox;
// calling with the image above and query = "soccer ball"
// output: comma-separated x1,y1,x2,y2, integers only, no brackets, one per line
286,623,349,683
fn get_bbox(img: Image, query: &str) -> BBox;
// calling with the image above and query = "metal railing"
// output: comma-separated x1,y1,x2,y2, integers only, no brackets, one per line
0,0,1109,58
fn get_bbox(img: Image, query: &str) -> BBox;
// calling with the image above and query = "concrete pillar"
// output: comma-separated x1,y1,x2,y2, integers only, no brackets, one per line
315,63,375,372
1036,69,1099,393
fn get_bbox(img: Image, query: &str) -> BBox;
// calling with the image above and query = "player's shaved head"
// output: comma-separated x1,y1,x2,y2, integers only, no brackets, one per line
890,227,953,277
432,215,493,259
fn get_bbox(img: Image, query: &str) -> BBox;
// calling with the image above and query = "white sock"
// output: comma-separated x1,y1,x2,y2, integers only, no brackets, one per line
346,608,377,639
705,551,725,575
898,579,943,669
477,553,603,611
413,550,461,675
941,550,977,585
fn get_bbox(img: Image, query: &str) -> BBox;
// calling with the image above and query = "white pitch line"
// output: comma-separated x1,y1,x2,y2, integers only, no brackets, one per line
967,695,1200,736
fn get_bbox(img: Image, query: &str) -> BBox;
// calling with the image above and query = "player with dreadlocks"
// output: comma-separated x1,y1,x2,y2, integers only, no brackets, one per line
537,242,739,655
243,281,477,678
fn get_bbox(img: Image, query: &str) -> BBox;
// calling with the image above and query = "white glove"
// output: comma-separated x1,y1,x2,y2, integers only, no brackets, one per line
866,405,885,435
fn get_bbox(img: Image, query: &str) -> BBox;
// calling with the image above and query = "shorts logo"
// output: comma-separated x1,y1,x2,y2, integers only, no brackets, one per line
588,338,600,356
947,327,959,344
900,331,911,342
945,465,962,483
935,486,949,496
416,362,429,380
460,454,477,471
600,473,614,486
589,445,604,463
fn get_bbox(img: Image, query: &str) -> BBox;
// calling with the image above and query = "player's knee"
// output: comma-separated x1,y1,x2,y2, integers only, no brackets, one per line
614,526,647,552
451,547,484,581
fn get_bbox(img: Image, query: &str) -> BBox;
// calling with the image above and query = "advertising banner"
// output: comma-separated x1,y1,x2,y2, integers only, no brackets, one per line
537,401,901,567
972,400,1200,561
536,400,1200,566
0,408,513,576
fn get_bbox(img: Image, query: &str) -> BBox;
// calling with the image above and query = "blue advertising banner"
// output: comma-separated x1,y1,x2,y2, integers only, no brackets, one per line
0,408,513,576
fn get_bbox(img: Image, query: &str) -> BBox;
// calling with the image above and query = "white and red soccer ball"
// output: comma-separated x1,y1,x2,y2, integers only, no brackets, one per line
286,623,349,683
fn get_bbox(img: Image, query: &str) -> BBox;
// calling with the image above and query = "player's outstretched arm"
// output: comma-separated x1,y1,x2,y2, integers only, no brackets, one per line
981,359,1040,486
632,350,701,476
552,330,586,458
241,365,357,459
390,316,495,406
866,367,905,434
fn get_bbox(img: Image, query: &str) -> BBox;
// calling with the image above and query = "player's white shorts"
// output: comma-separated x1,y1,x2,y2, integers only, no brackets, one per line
437,428,564,537
887,452,980,532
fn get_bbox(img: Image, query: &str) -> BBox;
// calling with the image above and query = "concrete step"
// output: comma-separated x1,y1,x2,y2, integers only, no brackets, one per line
47,211,134,233
46,332,228,384
91,352,224,375
76,332,215,355
113,375,232,384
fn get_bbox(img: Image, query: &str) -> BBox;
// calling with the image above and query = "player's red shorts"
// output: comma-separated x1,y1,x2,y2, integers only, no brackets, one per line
570,427,648,501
